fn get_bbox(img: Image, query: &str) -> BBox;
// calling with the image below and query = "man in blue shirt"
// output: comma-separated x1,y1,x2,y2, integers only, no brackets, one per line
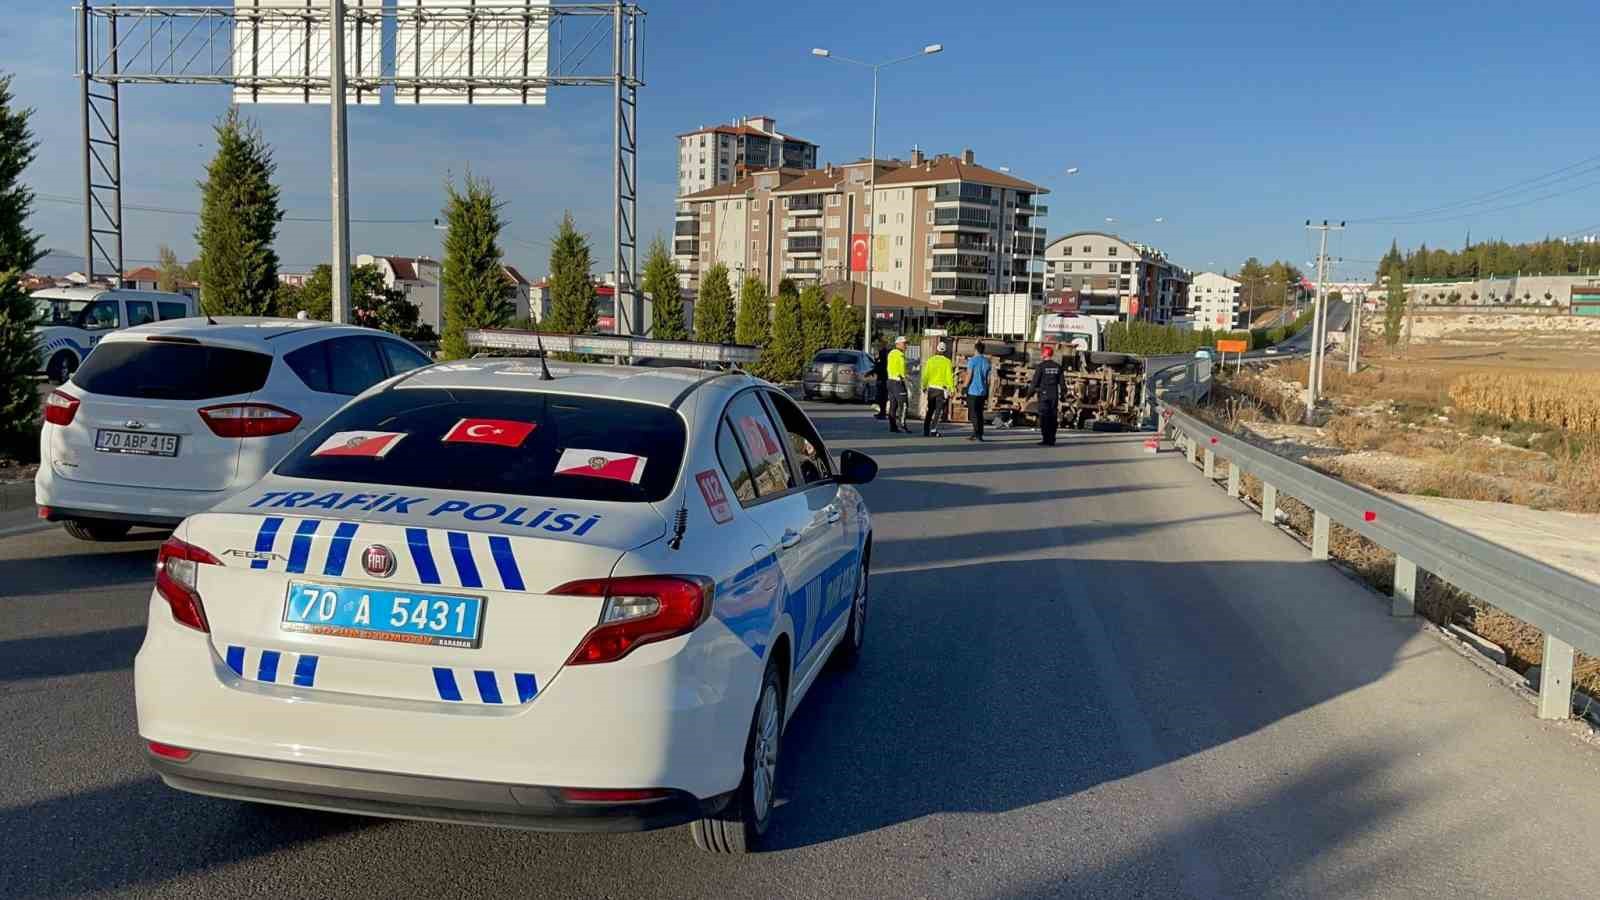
962,341,993,442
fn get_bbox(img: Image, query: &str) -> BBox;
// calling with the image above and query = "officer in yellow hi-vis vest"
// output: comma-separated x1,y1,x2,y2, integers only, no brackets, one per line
920,341,955,437
886,336,909,432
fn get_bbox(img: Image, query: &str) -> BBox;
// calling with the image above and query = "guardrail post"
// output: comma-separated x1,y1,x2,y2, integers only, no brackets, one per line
1392,556,1417,617
1261,482,1277,524
1227,462,1241,498
1187,436,1199,466
1537,635,1575,720
1203,447,1216,479
1312,511,1330,560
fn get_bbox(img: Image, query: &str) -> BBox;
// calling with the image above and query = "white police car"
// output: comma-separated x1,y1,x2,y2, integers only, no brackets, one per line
134,359,877,853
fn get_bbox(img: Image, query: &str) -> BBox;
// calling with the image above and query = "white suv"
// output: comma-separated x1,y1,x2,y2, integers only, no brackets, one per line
37,317,431,540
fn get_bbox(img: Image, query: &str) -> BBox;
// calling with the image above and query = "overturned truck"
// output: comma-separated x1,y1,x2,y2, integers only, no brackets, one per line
917,335,1148,431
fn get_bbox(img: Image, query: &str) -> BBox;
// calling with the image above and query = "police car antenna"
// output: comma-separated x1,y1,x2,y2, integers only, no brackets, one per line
667,382,700,551
533,332,554,380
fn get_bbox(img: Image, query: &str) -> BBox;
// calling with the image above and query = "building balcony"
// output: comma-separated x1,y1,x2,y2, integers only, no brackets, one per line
784,266,822,278
675,206,698,220
787,249,822,259
932,237,994,253
674,239,699,255
786,226,821,238
674,221,698,237
932,219,994,233
785,197,824,215
931,254,992,276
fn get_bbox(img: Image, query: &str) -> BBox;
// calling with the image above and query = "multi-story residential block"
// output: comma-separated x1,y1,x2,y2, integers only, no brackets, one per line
1190,272,1242,329
673,148,1047,318
676,116,819,198
1042,231,1189,322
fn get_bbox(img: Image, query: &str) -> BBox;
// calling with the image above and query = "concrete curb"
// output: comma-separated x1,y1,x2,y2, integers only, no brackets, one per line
0,479,32,513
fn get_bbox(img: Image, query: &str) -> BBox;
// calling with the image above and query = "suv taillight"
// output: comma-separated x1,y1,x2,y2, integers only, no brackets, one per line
43,390,79,426
198,403,301,438
552,575,714,665
155,536,220,632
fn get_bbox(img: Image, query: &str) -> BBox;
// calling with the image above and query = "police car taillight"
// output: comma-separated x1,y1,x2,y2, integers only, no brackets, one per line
198,403,302,438
155,536,220,632
553,575,714,665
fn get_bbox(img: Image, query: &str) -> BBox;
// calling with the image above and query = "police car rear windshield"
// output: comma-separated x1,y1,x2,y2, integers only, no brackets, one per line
275,388,685,504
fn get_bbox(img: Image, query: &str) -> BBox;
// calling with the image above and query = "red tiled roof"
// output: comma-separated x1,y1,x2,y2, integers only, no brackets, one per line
873,156,1046,193
380,256,418,281
122,266,161,282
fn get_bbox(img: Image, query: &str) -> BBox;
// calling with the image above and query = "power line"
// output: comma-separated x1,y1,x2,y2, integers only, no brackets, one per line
1351,153,1600,225
35,192,551,250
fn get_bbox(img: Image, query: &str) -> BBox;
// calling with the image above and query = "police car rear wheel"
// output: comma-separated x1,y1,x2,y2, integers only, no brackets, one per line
47,351,77,385
690,662,783,853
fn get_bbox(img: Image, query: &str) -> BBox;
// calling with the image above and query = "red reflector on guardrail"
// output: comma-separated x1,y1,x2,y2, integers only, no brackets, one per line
1364,511,1376,522
1210,437,1219,444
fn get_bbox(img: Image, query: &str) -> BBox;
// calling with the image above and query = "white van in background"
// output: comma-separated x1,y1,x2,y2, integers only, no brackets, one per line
32,286,198,383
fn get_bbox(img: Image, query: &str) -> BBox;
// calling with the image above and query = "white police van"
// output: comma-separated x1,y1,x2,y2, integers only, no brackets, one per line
134,359,877,853
33,286,197,383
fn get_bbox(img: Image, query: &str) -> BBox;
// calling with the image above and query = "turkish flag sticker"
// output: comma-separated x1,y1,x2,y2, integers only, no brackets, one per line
311,430,407,459
555,448,647,484
442,418,537,448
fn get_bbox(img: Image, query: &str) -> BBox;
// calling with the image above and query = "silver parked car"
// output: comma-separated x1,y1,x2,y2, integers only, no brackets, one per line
803,349,877,403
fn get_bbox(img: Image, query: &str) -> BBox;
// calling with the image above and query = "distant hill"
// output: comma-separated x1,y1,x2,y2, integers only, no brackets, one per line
31,249,86,278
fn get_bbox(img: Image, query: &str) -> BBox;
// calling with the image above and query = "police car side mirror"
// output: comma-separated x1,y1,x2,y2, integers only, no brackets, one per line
837,449,878,486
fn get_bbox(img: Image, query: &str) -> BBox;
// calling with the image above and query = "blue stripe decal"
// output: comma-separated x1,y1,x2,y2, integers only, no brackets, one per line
447,532,482,589
286,520,319,574
432,667,462,702
252,517,284,570
323,522,359,576
257,650,281,683
473,670,503,704
224,645,245,676
407,529,441,584
293,654,319,687
514,673,538,703
487,536,524,591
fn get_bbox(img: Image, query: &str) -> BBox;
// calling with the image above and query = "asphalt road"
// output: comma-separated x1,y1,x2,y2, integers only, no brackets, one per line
6,400,1600,898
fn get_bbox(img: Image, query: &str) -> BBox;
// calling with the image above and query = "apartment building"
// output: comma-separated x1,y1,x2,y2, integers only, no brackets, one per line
673,148,1047,318
676,116,819,198
1190,272,1242,329
1042,231,1190,322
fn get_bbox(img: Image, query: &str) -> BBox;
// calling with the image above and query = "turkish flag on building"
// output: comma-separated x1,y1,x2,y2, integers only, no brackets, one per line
554,448,648,484
311,431,407,458
442,418,537,448
849,234,869,272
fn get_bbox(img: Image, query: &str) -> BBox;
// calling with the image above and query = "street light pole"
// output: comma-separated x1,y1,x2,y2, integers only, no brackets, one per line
328,0,352,324
812,43,943,353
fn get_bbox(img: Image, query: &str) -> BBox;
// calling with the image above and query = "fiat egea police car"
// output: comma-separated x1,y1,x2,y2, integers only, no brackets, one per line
134,359,876,853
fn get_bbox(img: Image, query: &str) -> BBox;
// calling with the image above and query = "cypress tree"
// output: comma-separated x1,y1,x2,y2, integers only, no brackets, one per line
640,237,686,340
763,284,806,382
544,211,596,339
439,173,513,359
694,263,735,344
194,108,283,315
799,283,828,358
734,275,771,347
0,73,42,454
827,292,859,349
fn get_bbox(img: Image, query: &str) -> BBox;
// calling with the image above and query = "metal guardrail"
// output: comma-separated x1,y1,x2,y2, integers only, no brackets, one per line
1157,400,1600,721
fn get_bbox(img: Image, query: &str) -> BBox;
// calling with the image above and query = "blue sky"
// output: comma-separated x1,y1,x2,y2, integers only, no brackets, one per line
7,0,1600,282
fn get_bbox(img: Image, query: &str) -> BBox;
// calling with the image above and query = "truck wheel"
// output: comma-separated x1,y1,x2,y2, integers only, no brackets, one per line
1087,351,1134,368
690,660,784,853
47,351,78,385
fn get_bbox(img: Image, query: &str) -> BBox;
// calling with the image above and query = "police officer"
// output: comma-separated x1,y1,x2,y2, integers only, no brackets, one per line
921,340,955,437
886,336,909,433
872,339,889,419
1030,344,1064,446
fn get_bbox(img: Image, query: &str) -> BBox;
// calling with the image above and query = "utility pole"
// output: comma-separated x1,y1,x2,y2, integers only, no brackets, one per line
1347,289,1361,374
1304,219,1344,419
328,0,352,324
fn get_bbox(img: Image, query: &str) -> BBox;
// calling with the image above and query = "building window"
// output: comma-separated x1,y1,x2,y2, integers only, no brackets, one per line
1062,246,1072,256
1082,261,1093,272
753,219,761,230
827,194,840,207
781,197,789,208
896,235,905,247
926,234,935,247
896,213,905,224
1109,247,1118,256
1062,262,1073,272
752,240,759,251
1082,245,1091,253
1120,278,1130,291
878,214,886,225
826,216,841,229
926,211,934,224
825,236,839,249
894,259,903,270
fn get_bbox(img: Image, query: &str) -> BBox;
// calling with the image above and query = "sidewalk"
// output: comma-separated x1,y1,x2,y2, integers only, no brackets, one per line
0,479,39,533
1384,493,1600,587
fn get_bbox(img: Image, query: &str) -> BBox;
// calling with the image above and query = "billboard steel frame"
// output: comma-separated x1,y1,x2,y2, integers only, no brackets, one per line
73,2,645,332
